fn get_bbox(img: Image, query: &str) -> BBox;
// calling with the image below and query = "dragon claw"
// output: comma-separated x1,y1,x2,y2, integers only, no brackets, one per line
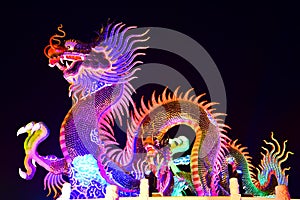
19,168,27,179
18,121,49,181
31,123,41,134
17,121,36,136
17,127,26,136
17,122,48,137
32,159,37,167
25,121,35,130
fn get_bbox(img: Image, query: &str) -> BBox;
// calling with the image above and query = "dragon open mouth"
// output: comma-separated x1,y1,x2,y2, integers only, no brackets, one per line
49,53,85,78
60,59,83,76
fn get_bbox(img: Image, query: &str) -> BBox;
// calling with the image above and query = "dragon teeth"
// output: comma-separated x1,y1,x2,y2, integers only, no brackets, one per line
66,60,70,68
60,58,64,65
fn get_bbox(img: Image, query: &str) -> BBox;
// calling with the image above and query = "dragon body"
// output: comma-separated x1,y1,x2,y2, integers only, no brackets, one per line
17,22,293,199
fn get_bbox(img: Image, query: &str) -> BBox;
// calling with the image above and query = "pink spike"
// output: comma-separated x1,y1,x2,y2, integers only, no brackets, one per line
100,131,116,141
203,102,219,110
140,96,148,113
162,87,168,101
173,86,181,98
215,118,224,123
221,133,230,140
107,22,124,49
117,103,125,116
138,108,145,117
239,146,248,152
124,92,134,105
114,108,122,125
124,83,135,93
199,100,208,107
107,22,123,46
157,94,162,104
232,139,238,145
218,128,227,133
245,155,252,160
104,140,120,146
151,90,157,104
178,92,184,99
183,88,194,99
147,100,152,109
133,108,141,120
188,94,196,101
193,93,206,103
168,91,173,100
127,121,133,133
120,99,129,116
212,112,227,117
113,26,137,54
208,108,217,113
218,123,231,129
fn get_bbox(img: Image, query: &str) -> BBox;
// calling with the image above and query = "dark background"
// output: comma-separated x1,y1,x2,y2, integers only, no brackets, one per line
2,2,299,199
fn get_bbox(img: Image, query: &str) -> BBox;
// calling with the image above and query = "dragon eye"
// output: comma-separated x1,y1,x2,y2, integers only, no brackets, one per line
65,40,77,51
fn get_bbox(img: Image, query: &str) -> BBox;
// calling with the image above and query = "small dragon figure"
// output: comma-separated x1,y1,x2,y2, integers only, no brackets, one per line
17,21,293,199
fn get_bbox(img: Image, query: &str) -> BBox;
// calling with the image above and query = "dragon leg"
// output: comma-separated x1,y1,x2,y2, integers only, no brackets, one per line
17,121,68,198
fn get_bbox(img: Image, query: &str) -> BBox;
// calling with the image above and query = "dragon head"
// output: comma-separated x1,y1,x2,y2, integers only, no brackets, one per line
44,24,105,83
44,23,149,102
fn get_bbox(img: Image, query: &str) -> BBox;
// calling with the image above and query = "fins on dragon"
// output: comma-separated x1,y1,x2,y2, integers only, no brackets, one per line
17,21,293,199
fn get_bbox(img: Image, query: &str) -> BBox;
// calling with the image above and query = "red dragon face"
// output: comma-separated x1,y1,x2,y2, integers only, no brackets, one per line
44,23,149,103
44,24,109,84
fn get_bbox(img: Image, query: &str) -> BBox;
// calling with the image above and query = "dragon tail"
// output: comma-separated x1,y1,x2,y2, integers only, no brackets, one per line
226,132,293,196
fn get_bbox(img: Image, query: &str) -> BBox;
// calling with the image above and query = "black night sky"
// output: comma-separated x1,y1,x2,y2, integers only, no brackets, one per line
2,3,300,199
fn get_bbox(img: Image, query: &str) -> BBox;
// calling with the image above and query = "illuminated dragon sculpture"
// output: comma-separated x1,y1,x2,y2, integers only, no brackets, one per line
17,22,293,199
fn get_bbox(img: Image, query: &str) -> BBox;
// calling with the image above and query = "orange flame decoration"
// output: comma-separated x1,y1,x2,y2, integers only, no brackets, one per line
44,24,66,58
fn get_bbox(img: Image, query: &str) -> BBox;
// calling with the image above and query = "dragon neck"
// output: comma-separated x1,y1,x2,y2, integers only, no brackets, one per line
60,82,135,163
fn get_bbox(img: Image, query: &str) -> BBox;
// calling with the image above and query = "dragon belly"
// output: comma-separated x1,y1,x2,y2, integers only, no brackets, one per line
60,85,133,198
60,85,123,161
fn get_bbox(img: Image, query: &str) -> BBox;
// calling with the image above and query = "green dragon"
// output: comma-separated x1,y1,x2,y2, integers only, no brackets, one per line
17,22,293,199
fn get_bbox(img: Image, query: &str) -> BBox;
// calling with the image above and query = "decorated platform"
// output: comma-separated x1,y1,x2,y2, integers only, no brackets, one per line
57,178,297,200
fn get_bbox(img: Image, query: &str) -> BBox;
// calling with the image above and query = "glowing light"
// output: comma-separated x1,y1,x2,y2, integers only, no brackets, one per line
69,154,109,198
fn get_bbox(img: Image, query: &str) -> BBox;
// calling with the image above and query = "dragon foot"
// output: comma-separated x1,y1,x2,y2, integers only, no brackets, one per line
17,121,50,180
